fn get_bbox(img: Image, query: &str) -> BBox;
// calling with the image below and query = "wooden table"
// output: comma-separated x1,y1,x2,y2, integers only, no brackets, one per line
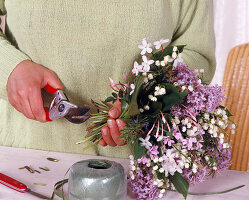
0,146,248,200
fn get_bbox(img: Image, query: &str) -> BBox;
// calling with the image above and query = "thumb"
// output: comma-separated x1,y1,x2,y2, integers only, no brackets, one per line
108,107,121,119
108,100,121,119
43,70,64,92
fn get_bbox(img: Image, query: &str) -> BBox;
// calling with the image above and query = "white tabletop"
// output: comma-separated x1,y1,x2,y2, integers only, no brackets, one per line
0,146,248,200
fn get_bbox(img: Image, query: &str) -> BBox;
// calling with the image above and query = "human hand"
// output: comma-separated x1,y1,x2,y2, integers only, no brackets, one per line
99,100,127,147
7,60,64,122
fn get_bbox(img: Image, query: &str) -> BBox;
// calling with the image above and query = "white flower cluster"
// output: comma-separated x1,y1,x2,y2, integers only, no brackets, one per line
158,188,166,199
192,162,198,174
129,155,136,180
204,155,218,171
154,46,184,69
200,115,219,138
135,37,187,78
172,116,180,125
154,179,176,198
173,81,194,93
179,118,199,136
214,108,235,134
147,86,167,103
155,55,174,67
199,109,233,149
229,123,236,134
212,162,217,171
172,46,178,58
148,94,157,102
154,86,166,96
129,154,169,199
143,72,154,84
150,148,190,178
194,68,204,74
153,178,168,198
172,47,184,68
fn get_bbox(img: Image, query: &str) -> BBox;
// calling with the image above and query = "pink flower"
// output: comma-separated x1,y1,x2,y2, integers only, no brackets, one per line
163,138,175,146
132,61,143,76
142,56,154,71
153,38,169,49
147,145,159,160
139,136,152,149
138,38,152,55
138,156,149,165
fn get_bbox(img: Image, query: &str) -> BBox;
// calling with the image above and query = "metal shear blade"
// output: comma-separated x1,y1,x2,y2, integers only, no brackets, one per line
48,90,90,124
64,107,90,124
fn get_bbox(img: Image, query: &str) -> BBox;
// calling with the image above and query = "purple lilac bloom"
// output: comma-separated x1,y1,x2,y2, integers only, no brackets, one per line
216,148,232,172
174,64,200,87
138,156,150,165
201,84,226,113
171,105,182,116
172,126,184,141
172,84,225,117
130,120,138,127
147,145,159,160
144,122,150,130
128,164,159,200
183,167,207,185
171,64,226,116
205,141,232,173
216,142,232,172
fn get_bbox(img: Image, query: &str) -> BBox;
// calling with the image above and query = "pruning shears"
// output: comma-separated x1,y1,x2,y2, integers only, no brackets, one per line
44,85,90,124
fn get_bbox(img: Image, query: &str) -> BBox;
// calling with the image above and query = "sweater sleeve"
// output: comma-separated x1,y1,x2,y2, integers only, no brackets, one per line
0,2,31,100
170,0,216,84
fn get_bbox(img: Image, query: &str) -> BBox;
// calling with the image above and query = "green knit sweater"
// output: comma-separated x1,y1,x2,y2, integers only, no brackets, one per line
0,0,215,158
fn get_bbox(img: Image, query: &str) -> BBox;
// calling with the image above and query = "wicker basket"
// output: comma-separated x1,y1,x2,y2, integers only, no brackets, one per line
222,43,249,171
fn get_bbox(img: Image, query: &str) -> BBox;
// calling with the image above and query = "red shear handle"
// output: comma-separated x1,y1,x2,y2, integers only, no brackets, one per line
0,173,27,193
44,84,63,122
44,84,61,94
44,107,52,121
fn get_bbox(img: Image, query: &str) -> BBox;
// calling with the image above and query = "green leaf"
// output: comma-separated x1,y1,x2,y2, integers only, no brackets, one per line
226,109,232,117
51,179,68,200
104,96,114,102
125,92,130,103
161,83,187,111
112,92,117,98
118,90,124,98
127,76,144,116
219,105,232,117
133,140,146,159
151,45,185,61
169,172,189,199
121,100,129,113
150,101,162,115
156,171,165,180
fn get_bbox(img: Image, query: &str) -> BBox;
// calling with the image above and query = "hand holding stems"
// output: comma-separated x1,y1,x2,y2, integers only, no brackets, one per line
7,60,64,122
99,100,127,147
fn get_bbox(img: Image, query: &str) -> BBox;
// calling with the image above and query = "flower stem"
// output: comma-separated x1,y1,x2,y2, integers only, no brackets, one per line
76,133,100,145
168,185,245,196
82,138,102,151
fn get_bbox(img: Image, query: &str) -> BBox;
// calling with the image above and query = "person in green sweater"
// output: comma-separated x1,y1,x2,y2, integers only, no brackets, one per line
0,0,216,158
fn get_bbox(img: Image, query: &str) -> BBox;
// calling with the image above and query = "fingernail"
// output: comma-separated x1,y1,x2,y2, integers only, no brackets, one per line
116,119,121,126
110,108,118,118
107,119,114,127
101,127,108,136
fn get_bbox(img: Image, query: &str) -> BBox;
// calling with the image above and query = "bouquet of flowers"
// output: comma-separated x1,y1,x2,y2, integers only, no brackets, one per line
79,37,236,199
